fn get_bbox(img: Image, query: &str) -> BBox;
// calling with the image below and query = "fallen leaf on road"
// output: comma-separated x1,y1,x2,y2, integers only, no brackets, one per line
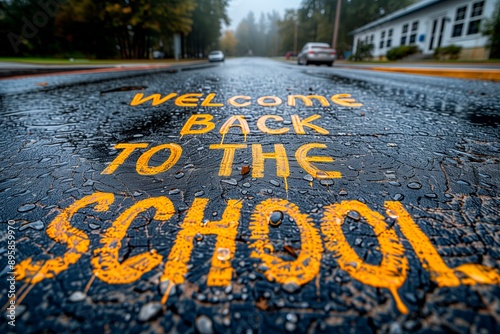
241,165,251,175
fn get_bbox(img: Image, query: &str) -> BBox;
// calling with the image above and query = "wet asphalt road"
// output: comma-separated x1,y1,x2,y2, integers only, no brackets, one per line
1,57,499,333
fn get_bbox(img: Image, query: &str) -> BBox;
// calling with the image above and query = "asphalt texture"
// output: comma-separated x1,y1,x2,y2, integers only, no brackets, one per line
1,57,499,333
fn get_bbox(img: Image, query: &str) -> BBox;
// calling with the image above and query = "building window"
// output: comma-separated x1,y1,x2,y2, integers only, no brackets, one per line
409,21,418,44
370,34,374,43
386,29,393,48
452,23,464,37
467,20,481,35
401,24,409,45
452,5,467,37
380,30,386,49
456,5,467,21
467,1,485,35
471,1,484,17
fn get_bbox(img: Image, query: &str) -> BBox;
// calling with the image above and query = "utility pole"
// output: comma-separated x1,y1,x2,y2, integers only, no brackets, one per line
332,0,342,50
294,15,299,54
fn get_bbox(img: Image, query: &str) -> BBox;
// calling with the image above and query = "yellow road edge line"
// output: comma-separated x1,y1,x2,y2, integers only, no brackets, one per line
368,67,500,81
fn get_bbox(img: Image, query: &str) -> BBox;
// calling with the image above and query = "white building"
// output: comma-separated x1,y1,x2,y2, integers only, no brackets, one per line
351,0,497,60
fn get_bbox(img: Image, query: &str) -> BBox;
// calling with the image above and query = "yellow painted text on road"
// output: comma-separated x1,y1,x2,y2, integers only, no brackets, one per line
16,194,500,314
130,93,364,108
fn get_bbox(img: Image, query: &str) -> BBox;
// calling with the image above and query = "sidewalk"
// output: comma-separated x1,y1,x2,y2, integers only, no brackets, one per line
0,60,207,79
283,57,500,81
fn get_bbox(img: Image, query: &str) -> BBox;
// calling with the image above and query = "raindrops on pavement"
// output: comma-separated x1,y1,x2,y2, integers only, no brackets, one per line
407,182,422,190
269,211,284,226
17,203,36,212
217,248,231,261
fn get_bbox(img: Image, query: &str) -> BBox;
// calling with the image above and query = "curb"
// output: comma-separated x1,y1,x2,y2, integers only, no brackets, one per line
0,61,208,80
367,67,500,81
0,62,218,96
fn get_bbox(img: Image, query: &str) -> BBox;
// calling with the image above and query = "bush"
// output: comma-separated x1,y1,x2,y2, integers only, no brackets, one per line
386,45,419,60
349,41,374,61
434,45,463,60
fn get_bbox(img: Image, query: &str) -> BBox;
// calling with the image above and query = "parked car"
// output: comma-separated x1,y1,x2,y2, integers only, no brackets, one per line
152,50,165,59
297,42,336,66
208,50,225,62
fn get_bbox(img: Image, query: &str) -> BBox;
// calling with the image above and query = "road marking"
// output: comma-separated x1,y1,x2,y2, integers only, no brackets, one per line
219,116,250,143
92,197,175,284
209,144,248,176
287,95,331,107
130,92,364,107
161,198,243,286
291,114,329,135
256,115,289,134
15,192,115,284
180,114,330,137
322,201,408,313
295,143,341,179
136,143,182,175
101,143,149,174
252,144,290,190
11,87,499,318
175,93,203,107
15,194,500,313
249,199,323,286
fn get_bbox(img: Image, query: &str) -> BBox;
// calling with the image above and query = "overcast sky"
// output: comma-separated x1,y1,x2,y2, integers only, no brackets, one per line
224,0,303,30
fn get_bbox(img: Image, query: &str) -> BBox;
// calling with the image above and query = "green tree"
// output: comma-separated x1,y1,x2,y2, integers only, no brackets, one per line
184,0,230,57
482,0,500,59
234,11,281,57
265,11,281,56
235,12,257,56
55,0,197,59
1,0,62,56
54,0,116,58
278,9,298,54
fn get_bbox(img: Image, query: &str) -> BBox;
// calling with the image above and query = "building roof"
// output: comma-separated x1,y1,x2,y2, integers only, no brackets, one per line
350,0,444,35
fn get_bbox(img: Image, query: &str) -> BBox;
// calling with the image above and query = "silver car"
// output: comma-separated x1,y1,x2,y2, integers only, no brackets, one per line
297,42,336,66
208,50,225,62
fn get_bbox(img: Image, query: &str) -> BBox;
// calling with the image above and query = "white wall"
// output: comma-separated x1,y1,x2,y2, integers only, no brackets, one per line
352,0,496,58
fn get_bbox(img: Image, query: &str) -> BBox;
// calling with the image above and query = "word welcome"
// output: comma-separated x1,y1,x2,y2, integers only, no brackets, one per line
16,193,500,314
130,93,363,108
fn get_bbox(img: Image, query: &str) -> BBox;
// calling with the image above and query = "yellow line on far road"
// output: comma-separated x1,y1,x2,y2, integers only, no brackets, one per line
368,67,500,81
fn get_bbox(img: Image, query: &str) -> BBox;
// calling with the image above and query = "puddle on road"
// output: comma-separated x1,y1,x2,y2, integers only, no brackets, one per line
100,85,147,95
468,113,500,126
